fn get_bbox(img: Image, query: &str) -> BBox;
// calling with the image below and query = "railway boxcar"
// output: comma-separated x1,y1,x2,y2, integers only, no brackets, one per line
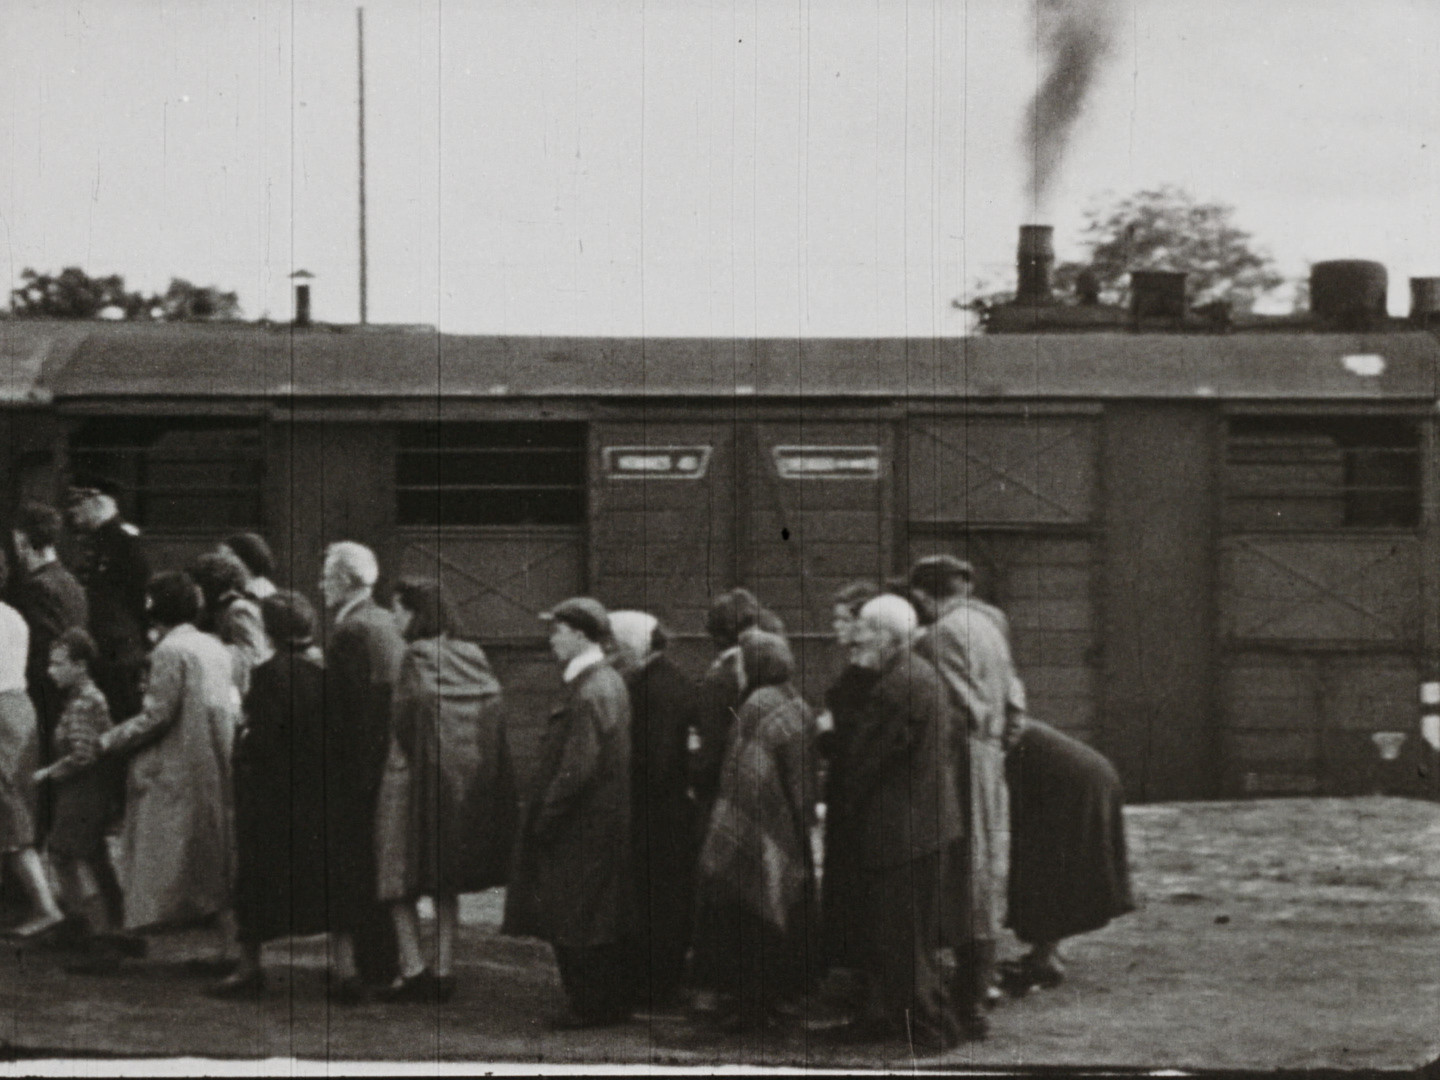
4,302,1439,802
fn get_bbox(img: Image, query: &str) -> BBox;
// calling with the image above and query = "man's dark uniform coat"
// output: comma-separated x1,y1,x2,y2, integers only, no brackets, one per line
325,595,404,984
74,516,149,721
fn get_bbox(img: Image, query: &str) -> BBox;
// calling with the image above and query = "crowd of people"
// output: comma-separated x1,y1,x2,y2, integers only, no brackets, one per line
0,476,1136,1053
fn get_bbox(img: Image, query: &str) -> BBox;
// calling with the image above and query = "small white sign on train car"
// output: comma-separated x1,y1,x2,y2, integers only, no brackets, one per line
772,445,882,480
603,445,712,479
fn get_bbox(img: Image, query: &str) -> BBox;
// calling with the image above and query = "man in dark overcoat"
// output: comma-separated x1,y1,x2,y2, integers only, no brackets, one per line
831,594,965,1050
320,541,402,999
66,478,149,723
503,597,637,1028
607,610,701,1013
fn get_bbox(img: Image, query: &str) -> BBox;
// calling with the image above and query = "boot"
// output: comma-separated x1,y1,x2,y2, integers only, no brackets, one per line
951,938,993,1040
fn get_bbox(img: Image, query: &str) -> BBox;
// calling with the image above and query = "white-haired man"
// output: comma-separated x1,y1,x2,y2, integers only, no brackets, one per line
318,541,404,1002
827,593,968,1050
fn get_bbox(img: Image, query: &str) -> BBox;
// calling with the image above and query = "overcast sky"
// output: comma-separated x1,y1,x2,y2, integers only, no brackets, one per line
2,0,1436,335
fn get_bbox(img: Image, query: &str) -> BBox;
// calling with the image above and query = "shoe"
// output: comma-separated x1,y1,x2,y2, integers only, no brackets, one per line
433,975,456,1004
549,1009,631,1030
985,985,1004,1009
327,975,369,1006
64,950,124,976
204,970,266,1000
958,1009,991,1041
95,933,148,959
377,969,436,1004
7,913,66,940
182,956,239,978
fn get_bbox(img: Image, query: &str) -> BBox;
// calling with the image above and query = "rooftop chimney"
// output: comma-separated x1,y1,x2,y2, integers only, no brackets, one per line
1410,277,1440,328
1015,225,1056,306
1310,260,1387,330
290,269,314,328
1130,270,1187,327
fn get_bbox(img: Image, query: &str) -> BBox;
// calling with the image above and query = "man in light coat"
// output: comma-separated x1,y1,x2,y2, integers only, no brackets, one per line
503,597,637,1028
910,555,1026,1018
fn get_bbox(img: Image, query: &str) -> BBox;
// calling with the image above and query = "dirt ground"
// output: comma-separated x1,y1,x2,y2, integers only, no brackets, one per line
2,796,1438,1071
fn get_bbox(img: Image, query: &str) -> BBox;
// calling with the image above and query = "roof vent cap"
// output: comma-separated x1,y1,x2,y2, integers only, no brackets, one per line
1310,260,1387,330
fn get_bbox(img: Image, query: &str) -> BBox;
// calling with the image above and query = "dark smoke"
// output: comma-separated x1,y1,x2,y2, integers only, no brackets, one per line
1025,0,1119,214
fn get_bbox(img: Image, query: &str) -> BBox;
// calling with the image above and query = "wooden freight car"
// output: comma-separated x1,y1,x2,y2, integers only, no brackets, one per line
3,317,1438,801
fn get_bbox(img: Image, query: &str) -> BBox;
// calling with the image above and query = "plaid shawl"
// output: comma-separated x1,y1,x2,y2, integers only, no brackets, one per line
697,683,815,932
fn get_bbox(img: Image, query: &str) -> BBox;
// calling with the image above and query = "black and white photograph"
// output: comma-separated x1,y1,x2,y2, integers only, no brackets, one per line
1,0,1438,1072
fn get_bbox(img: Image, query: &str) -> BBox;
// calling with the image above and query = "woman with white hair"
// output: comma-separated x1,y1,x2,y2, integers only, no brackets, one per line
825,593,968,1050
606,610,700,1012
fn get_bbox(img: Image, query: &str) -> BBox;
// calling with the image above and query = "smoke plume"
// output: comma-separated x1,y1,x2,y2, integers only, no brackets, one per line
1025,0,1119,215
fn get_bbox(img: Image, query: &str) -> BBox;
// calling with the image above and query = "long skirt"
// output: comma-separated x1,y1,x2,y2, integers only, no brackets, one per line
0,691,39,853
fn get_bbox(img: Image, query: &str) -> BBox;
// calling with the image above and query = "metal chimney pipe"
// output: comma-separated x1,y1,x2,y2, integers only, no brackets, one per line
1016,224,1055,305
294,284,312,328
1410,277,1440,327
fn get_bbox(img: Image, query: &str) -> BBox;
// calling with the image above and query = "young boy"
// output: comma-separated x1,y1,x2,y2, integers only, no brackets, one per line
34,627,122,940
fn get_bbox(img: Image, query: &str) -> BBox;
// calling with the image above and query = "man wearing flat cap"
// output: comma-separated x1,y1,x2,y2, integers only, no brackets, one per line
910,553,1027,1030
66,476,149,723
504,597,638,1028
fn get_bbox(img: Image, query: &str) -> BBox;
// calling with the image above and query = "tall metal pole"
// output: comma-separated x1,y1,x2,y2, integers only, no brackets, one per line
357,6,368,324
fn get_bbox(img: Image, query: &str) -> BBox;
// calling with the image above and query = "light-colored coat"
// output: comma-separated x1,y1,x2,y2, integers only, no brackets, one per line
918,596,1024,942
102,623,241,932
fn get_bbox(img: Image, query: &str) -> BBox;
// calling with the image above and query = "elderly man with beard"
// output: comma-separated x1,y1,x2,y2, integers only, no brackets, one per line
829,594,966,1051
318,541,403,1001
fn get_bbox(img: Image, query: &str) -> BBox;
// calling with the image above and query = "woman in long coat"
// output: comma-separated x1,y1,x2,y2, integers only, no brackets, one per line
375,579,517,1003
84,571,241,943
695,629,818,1033
607,610,701,1012
208,591,331,998
1002,716,1134,992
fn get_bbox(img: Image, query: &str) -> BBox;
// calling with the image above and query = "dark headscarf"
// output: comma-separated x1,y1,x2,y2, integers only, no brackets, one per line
740,629,794,691
706,588,786,648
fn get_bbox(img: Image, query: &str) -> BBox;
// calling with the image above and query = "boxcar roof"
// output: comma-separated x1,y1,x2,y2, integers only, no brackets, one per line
26,320,1440,402
0,320,92,403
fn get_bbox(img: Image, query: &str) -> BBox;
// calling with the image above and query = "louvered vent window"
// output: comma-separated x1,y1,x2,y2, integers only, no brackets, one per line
1225,417,1420,530
396,422,587,527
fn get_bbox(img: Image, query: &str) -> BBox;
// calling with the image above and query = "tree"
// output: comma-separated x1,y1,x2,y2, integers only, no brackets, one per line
8,267,241,321
9,267,148,319
1055,186,1285,312
966,186,1288,315
156,278,241,322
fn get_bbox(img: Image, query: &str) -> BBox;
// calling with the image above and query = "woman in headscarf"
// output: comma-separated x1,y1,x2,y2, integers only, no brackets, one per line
374,579,517,1003
814,580,881,999
208,591,331,998
189,551,271,697
689,589,786,1014
694,629,818,1034
607,610,700,1012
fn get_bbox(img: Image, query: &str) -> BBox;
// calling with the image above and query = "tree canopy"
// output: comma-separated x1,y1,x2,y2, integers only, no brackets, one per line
970,186,1287,314
8,267,241,322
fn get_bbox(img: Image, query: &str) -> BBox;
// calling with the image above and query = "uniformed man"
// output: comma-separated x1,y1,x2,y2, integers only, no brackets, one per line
66,476,149,722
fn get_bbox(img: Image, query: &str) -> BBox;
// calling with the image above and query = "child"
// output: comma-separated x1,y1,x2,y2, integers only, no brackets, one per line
34,627,122,940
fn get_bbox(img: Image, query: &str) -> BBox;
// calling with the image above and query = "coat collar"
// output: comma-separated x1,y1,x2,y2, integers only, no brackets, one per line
562,643,606,685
